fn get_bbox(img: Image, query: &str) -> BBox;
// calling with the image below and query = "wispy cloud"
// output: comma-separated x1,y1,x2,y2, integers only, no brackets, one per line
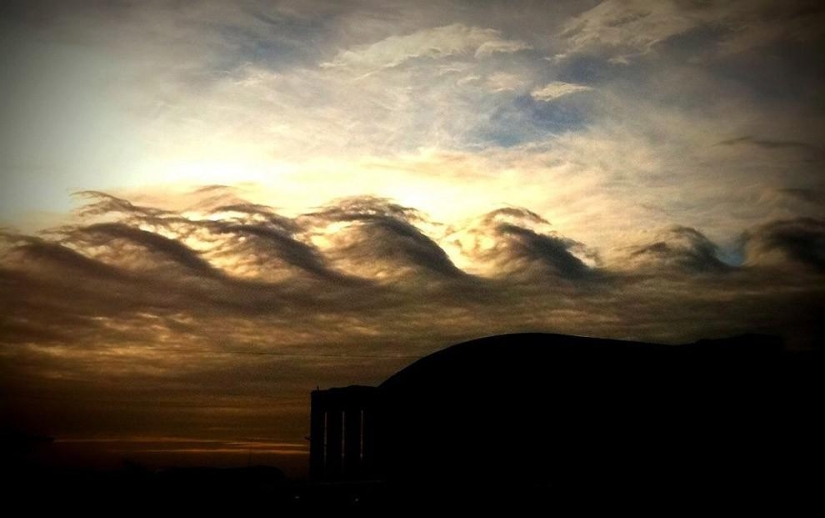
531,81,593,102
475,38,532,59
553,0,825,63
554,0,699,63
714,136,825,155
321,23,529,70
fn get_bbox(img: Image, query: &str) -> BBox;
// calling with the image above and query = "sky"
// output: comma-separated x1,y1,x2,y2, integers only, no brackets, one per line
1,0,824,475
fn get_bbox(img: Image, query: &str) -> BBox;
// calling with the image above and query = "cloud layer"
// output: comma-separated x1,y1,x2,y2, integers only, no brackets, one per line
2,191,823,458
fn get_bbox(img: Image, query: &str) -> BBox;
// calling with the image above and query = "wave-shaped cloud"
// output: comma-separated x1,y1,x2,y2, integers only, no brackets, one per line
617,226,730,273
744,217,825,272
2,189,824,454
304,197,467,281
6,192,825,291
445,208,597,280
3,191,821,317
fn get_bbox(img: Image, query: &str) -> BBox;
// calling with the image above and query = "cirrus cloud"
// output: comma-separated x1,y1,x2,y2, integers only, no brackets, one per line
321,23,530,70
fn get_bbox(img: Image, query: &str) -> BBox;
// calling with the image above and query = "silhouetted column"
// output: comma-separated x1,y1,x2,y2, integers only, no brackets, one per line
309,391,326,480
308,386,378,480
326,406,343,478
344,406,362,477
362,405,377,478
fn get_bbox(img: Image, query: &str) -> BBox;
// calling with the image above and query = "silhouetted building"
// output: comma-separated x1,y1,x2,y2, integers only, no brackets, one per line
309,333,822,496
310,385,378,480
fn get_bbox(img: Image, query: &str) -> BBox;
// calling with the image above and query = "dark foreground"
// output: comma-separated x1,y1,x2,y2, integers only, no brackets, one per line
5,333,822,513
4,465,822,515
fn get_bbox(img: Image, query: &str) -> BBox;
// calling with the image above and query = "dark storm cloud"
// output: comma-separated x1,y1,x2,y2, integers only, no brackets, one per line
744,217,825,271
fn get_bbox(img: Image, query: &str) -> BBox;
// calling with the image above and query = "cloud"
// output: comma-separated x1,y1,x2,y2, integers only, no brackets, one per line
474,39,532,59
5,0,817,241
321,23,530,70
554,0,825,63
555,0,699,62
714,136,825,157
67,222,224,279
616,226,731,273
531,81,593,102
73,191,173,220
744,217,825,271
487,223,595,279
304,197,467,281
486,72,526,93
215,222,351,283
714,1,825,57
764,188,824,209
0,231,127,281
442,207,598,281
65,191,355,283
